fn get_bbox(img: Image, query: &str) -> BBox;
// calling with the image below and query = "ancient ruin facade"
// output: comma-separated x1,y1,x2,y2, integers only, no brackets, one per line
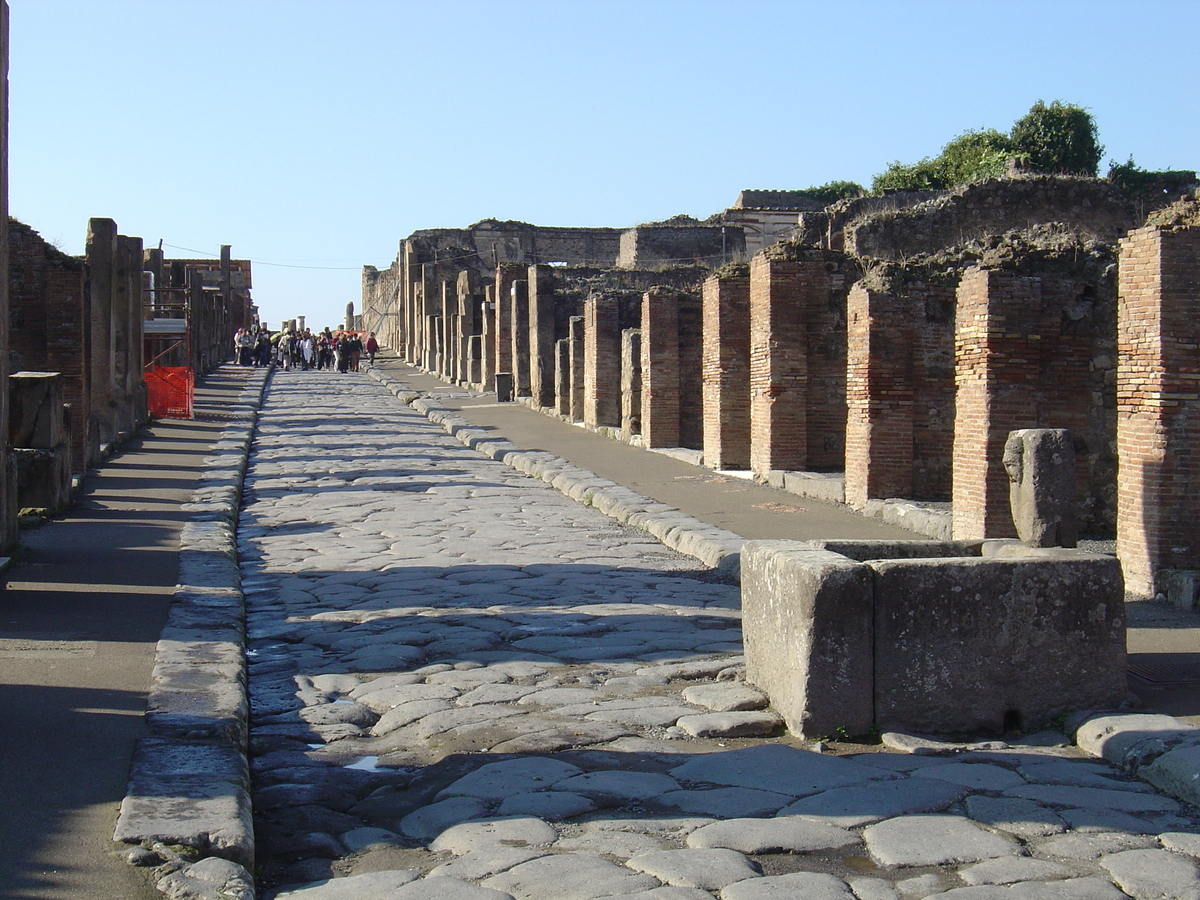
365,174,1200,602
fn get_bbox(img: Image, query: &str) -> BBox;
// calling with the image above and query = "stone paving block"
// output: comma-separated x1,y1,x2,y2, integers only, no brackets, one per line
399,797,489,841
719,872,855,900
675,711,782,738
656,787,794,819
625,848,760,891
1004,783,1180,814
439,758,585,801
680,683,766,712
273,870,420,898
862,814,1018,867
959,856,1075,886
779,776,968,828
668,743,890,797
429,817,559,854
1075,713,1199,771
482,853,659,900
1100,848,1200,900
431,848,552,881
963,796,1066,837
685,816,859,854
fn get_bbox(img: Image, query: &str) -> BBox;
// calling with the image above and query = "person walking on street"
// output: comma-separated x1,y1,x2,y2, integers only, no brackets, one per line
365,332,379,366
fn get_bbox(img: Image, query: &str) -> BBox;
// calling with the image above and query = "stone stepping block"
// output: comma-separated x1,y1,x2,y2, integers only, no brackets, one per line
587,705,699,729
626,848,760,892
482,853,659,900
438,758,585,801
779,775,968,828
669,744,891,797
686,816,859,854
963,796,1066,838
657,788,793,819
720,872,854,900
429,817,559,854
553,771,681,802
863,814,1018,867
675,712,781,738
680,683,766,713
1101,848,1200,900
398,797,488,841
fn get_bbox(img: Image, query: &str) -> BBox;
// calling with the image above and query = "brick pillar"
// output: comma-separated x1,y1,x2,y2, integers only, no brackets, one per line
844,283,914,508
702,271,751,469
493,263,523,387
749,255,806,476
678,291,703,451
441,280,455,379
554,339,571,416
482,284,497,388
641,289,680,447
1117,222,1200,599
511,279,531,397
622,329,642,441
86,217,117,447
584,292,620,429
952,267,1041,540
568,315,585,422
115,234,144,432
529,264,556,407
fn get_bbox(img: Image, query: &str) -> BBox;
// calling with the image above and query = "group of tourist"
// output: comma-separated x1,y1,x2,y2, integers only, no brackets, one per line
233,326,379,373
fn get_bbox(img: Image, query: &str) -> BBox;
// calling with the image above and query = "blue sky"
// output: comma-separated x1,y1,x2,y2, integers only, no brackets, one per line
9,0,1199,331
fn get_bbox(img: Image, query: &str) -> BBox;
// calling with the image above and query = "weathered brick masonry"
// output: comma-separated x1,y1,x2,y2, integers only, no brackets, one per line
702,269,751,469
1117,211,1200,598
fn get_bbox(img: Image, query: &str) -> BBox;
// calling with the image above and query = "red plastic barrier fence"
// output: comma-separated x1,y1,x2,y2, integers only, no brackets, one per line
145,366,194,419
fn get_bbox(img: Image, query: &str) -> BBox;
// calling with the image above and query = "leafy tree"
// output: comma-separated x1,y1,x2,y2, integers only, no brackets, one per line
871,129,1011,192
801,180,866,204
1009,100,1103,176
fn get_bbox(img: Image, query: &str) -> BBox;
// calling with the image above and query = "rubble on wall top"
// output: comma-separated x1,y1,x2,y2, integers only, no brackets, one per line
1143,193,1200,231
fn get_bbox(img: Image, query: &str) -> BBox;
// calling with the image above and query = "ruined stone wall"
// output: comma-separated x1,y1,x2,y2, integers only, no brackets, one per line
408,221,622,270
797,190,941,251
8,219,89,473
847,176,1176,262
618,224,745,269
362,260,400,349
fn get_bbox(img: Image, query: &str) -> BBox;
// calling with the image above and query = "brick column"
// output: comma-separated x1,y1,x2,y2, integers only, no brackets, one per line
511,280,531,397
1117,222,1200,599
678,290,703,451
482,284,497,388
641,288,680,448
529,264,556,407
0,2,11,548
702,271,751,469
844,282,914,508
554,339,571,416
568,315,585,422
622,328,642,440
749,255,806,476
86,217,117,447
584,292,620,428
493,264,523,386
952,267,1040,539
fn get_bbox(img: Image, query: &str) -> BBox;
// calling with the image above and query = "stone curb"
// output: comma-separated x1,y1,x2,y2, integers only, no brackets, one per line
368,368,745,578
114,366,270,900
1069,709,1200,810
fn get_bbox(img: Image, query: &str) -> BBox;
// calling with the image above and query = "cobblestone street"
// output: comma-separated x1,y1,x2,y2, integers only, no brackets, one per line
241,371,1200,900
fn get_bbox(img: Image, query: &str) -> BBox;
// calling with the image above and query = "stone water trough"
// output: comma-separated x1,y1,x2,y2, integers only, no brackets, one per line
741,537,1128,739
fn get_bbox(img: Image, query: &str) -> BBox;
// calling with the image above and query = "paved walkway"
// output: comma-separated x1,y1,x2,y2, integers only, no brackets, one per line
244,368,1200,900
0,367,255,900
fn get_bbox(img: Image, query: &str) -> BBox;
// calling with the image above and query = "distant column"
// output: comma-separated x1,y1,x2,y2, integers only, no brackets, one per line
844,282,914,508
641,289,679,448
583,292,620,429
482,284,497,388
511,280,531,398
749,254,806,476
702,270,750,469
493,264,524,388
529,264,556,407
86,217,117,447
554,339,571,416
568,315,585,422
622,328,642,441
